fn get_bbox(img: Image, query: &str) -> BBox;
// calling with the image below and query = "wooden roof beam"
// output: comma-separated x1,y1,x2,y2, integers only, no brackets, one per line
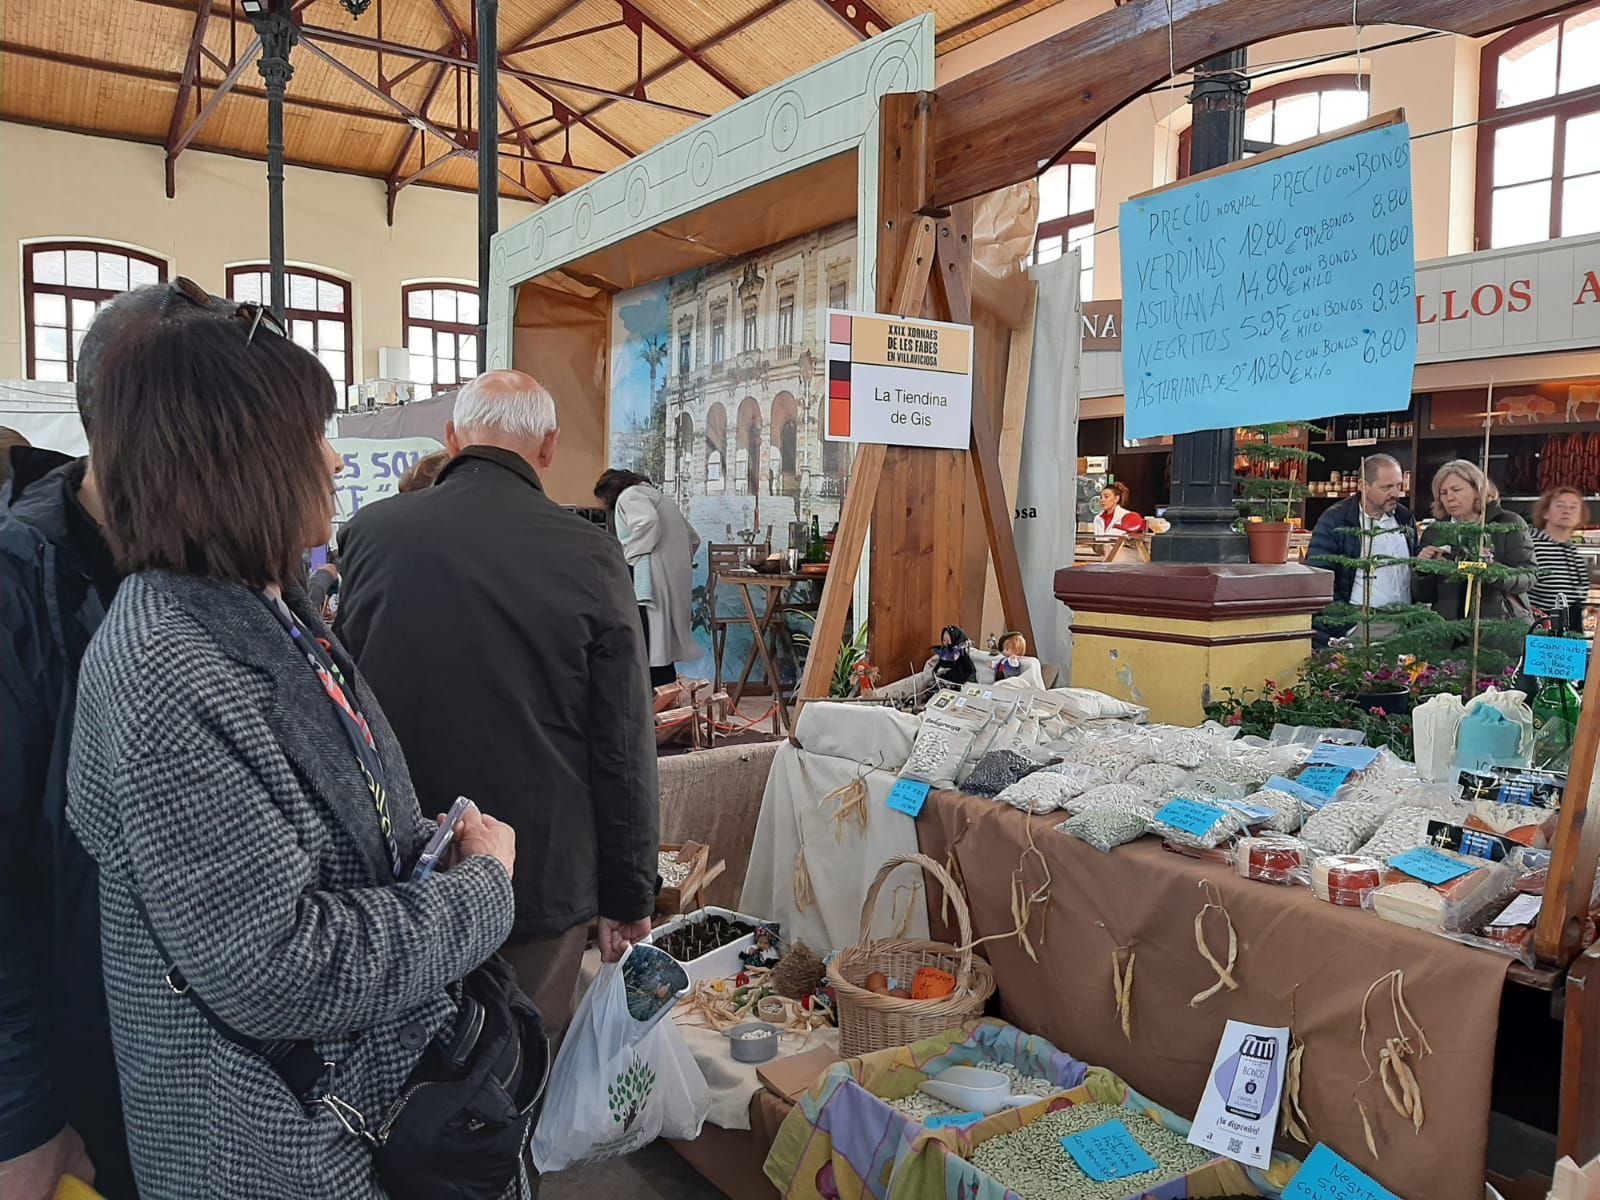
498,92,564,197
384,60,450,224
931,0,1591,208
811,0,890,39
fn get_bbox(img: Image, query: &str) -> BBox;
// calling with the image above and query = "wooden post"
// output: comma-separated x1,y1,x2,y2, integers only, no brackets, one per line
799,90,1034,701
1537,632,1600,964
795,94,938,703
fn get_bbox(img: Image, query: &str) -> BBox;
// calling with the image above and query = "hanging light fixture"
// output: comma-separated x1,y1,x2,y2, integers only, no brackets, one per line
337,0,373,15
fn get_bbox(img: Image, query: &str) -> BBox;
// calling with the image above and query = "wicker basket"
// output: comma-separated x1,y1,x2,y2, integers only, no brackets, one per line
826,853,996,1058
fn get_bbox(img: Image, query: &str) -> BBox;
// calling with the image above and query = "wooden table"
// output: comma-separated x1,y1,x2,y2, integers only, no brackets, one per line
717,570,824,734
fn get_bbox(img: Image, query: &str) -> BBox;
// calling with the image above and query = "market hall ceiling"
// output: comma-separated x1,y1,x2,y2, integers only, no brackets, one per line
0,0,1067,218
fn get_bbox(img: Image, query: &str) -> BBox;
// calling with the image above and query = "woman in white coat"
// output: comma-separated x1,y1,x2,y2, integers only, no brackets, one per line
595,469,701,686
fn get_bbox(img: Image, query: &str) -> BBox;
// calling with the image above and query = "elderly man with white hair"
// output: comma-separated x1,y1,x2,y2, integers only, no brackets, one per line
335,369,658,1050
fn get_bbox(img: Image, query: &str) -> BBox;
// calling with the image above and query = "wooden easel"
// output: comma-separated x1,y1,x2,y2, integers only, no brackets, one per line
797,92,1033,702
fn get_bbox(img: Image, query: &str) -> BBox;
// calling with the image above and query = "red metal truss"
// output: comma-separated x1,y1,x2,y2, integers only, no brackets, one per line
78,0,813,215
812,0,891,39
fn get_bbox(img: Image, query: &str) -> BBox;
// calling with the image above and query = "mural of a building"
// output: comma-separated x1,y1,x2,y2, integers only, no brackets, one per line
609,218,857,682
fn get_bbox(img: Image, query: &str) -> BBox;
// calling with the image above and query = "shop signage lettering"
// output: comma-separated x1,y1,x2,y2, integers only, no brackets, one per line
1188,1020,1290,1169
332,436,444,525
824,309,975,450
1119,122,1417,439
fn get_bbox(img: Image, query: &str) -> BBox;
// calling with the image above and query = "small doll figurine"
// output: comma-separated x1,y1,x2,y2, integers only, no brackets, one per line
931,625,977,686
993,631,1028,681
739,923,782,970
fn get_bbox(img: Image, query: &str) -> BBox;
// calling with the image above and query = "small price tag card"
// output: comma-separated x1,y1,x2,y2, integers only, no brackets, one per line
1155,798,1227,838
1060,1120,1158,1182
1525,635,1590,681
1265,775,1331,810
924,1112,984,1130
887,779,932,818
1308,743,1380,771
1296,766,1352,798
1283,1143,1400,1200
1489,893,1544,928
1386,846,1480,886
1221,799,1281,824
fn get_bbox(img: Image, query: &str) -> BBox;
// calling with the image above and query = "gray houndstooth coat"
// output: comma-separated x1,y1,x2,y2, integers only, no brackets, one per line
67,571,526,1199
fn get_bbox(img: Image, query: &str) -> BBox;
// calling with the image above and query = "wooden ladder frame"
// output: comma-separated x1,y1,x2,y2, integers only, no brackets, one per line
796,92,1033,704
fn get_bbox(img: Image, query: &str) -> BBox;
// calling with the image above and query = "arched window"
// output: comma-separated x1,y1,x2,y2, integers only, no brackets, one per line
23,241,167,381
1032,151,1095,300
1178,76,1370,178
228,265,353,402
403,282,479,397
1477,3,1600,248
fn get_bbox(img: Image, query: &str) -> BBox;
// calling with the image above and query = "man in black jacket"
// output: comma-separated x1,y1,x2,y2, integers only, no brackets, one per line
0,285,238,1200
336,370,658,1041
1307,452,1419,608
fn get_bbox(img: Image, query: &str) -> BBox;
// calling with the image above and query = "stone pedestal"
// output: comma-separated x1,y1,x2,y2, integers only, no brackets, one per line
1054,563,1333,725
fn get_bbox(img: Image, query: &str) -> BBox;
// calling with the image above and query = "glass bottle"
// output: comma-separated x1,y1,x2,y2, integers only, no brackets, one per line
806,514,826,564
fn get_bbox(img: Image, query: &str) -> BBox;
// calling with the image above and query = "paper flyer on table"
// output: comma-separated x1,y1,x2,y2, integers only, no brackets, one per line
1188,1019,1290,1169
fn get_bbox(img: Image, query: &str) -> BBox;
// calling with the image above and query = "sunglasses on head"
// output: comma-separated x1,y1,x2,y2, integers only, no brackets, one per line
166,276,287,345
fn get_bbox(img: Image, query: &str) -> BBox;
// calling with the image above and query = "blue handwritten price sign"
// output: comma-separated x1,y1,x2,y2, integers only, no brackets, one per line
1155,798,1227,838
1284,1143,1400,1200
1060,1119,1159,1183
923,1112,984,1130
1308,743,1380,771
1296,765,1352,798
887,779,932,818
1119,121,1416,439
1387,847,1480,886
1266,775,1333,810
1526,635,1590,681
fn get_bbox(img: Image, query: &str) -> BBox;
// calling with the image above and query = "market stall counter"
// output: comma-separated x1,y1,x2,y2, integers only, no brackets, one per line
917,789,1509,1200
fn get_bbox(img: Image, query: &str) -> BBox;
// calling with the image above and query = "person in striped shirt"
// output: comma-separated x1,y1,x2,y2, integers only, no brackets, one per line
1529,486,1593,633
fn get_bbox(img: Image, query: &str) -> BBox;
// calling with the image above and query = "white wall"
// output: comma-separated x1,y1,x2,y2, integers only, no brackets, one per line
0,122,537,383
941,17,1493,301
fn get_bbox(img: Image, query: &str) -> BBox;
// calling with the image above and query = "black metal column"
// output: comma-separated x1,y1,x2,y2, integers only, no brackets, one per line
1151,49,1250,564
477,0,498,374
255,5,298,323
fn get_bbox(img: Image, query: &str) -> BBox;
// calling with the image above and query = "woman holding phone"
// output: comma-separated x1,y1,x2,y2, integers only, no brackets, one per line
65,282,529,1199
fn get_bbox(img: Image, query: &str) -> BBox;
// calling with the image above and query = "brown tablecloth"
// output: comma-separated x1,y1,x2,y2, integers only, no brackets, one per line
917,790,1510,1200
667,1090,789,1198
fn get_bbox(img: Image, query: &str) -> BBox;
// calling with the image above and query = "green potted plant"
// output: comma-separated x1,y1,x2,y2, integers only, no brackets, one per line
1236,423,1322,564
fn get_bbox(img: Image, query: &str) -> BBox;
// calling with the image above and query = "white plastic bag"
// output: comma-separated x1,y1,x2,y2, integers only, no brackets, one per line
530,948,711,1172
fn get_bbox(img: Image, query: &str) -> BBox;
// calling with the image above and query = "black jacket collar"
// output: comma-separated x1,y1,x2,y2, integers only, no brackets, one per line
439,445,545,492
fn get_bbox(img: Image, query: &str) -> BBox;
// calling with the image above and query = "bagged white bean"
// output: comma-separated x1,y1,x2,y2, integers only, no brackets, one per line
1359,806,1463,861
1126,762,1193,794
1033,761,1111,798
995,771,1081,815
1300,801,1387,857
1236,786,1305,834
1145,722,1241,768
1064,782,1163,819
1151,801,1247,849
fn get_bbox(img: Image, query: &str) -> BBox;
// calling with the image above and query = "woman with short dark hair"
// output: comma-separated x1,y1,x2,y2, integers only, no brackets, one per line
66,286,527,1198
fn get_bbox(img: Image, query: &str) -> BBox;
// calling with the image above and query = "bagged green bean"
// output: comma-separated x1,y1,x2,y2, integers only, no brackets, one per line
1056,808,1150,853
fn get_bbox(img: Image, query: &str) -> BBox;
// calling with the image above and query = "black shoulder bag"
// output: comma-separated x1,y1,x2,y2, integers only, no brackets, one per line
135,595,550,1199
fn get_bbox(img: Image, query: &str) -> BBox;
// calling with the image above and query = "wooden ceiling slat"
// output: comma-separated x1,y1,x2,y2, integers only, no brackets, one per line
1,0,1068,207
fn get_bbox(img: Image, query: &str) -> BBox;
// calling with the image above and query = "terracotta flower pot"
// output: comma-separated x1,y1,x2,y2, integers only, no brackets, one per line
1245,521,1293,565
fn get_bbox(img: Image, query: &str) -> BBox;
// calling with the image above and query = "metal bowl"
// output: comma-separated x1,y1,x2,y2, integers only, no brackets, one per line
724,1020,780,1063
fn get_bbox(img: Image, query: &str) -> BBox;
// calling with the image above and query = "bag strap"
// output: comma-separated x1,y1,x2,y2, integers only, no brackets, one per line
132,894,330,1102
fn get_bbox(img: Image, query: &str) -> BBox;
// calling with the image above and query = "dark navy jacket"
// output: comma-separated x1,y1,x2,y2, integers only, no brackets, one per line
0,447,134,1196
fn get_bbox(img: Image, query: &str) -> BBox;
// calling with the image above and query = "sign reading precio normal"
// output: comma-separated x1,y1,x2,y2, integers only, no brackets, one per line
824,309,974,450
1119,119,1418,439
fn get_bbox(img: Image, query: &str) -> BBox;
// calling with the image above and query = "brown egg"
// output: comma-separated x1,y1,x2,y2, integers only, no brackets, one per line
889,987,913,999
865,971,890,994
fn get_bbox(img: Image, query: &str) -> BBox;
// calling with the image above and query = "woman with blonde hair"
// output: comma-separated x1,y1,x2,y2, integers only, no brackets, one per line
1414,459,1536,620
1529,485,1593,633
